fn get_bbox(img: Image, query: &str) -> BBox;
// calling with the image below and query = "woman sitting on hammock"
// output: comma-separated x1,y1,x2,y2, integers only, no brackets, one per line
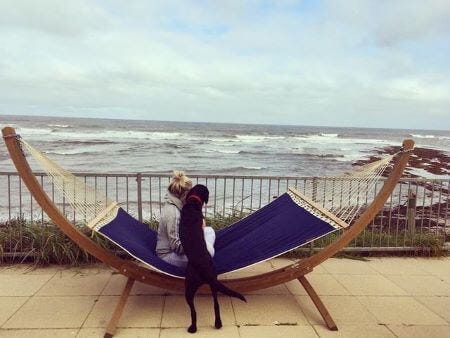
156,171,215,268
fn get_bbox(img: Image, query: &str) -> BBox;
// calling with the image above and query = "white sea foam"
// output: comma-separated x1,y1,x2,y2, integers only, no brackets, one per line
79,130,183,140
48,124,71,128
407,167,450,179
44,149,94,155
294,134,396,146
19,127,184,141
410,134,436,139
234,135,285,143
336,152,370,162
205,149,240,154
17,127,53,135
319,133,339,137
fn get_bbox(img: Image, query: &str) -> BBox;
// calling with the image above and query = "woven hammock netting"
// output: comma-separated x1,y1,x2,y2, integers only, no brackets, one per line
19,137,395,230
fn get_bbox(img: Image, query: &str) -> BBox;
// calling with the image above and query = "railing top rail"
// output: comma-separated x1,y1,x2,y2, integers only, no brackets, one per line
0,171,449,182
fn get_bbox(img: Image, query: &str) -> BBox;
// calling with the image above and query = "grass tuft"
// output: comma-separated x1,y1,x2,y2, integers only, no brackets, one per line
0,217,119,266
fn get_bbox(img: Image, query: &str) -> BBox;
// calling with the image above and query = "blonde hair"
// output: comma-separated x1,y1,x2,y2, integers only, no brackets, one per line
168,171,192,198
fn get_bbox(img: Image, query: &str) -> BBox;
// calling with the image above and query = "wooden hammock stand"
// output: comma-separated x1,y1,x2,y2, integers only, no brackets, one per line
2,127,414,337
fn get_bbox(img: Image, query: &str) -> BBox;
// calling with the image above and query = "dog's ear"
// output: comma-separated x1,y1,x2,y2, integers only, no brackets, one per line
201,185,209,205
190,184,209,205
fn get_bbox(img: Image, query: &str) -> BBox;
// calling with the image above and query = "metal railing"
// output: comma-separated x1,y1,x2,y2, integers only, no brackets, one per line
1,172,448,252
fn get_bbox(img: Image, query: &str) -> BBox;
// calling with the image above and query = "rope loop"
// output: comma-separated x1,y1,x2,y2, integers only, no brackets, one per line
2,133,21,140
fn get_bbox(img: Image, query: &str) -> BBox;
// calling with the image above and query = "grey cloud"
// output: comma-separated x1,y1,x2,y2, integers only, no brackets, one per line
325,0,450,47
0,0,113,36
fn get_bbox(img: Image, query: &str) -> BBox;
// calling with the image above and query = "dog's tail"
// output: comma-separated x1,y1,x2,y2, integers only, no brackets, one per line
211,280,247,302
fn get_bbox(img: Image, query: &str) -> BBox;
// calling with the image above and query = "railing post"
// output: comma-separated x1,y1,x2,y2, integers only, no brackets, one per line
407,189,416,236
310,177,318,254
136,173,143,222
312,177,318,202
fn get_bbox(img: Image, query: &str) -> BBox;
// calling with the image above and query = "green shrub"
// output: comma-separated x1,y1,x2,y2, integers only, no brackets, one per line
0,218,118,266
0,214,446,266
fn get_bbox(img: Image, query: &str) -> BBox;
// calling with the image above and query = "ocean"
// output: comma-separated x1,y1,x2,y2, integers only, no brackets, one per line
1,115,450,178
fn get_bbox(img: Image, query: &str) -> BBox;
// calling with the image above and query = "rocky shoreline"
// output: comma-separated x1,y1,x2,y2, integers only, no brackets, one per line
353,145,449,239
354,146,450,178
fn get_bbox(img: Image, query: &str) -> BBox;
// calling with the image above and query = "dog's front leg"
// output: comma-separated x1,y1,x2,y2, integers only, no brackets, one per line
211,287,222,329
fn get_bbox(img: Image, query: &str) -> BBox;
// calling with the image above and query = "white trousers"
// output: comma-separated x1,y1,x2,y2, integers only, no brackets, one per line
160,227,216,269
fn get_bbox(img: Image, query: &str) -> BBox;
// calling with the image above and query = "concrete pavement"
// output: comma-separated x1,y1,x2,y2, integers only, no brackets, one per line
0,257,449,337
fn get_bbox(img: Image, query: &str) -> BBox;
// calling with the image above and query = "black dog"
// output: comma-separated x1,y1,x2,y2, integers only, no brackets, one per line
179,184,246,333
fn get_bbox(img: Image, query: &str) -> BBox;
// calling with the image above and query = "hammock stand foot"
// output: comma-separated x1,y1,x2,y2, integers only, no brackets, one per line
104,277,135,338
298,276,338,331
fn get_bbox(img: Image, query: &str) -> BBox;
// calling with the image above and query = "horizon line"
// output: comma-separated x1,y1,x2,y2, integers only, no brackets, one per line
1,113,449,133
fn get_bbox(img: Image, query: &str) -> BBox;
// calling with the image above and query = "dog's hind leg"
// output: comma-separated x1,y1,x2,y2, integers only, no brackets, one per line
211,279,247,302
211,286,222,329
185,279,201,333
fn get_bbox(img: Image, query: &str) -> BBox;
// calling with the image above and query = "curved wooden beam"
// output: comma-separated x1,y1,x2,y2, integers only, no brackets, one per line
304,139,415,269
2,127,183,290
2,127,414,292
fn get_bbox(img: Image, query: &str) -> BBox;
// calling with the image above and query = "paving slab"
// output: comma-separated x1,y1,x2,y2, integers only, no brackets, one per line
411,258,450,279
321,258,378,275
0,297,28,326
77,327,160,337
239,324,318,338
0,264,63,275
83,295,163,328
384,275,450,296
101,274,181,296
36,269,112,296
160,325,239,338
0,328,77,337
333,274,407,296
0,274,53,296
416,296,450,323
161,295,235,328
101,274,129,296
82,295,121,328
296,295,377,325
219,261,274,280
313,324,395,337
366,258,429,276
132,280,182,295
232,294,308,326
357,296,447,325
286,273,349,296
246,283,290,294
3,296,96,329
387,324,450,338
114,295,163,327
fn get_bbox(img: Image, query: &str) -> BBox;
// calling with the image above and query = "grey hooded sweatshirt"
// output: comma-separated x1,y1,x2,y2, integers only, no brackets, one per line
155,192,185,257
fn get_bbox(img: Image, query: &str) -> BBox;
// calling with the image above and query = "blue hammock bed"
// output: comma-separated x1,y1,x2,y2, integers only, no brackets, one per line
98,191,341,278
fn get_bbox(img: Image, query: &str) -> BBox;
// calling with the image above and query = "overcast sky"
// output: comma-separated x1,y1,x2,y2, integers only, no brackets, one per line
1,0,449,129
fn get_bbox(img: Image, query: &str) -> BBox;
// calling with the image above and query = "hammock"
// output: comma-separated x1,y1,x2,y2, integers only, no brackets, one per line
18,137,393,278
3,127,414,336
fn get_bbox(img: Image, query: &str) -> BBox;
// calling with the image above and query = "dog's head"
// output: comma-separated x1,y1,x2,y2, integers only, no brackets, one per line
186,184,209,205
